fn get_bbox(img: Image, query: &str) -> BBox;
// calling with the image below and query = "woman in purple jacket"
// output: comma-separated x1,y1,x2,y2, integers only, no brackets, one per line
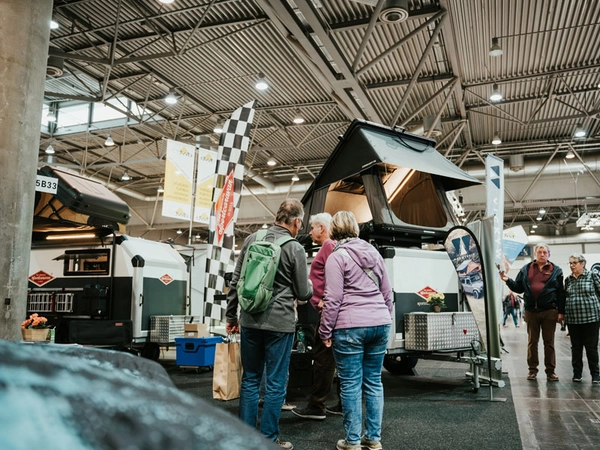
319,211,393,450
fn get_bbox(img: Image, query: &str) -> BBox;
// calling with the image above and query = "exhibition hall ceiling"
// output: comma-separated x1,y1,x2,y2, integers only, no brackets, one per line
42,0,600,239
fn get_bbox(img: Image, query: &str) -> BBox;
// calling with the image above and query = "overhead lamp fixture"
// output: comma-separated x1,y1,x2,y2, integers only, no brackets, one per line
489,83,503,102
50,20,59,30
292,110,305,124
532,224,538,229
195,234,202,241
157,184,165,193
565,149,575,159
176,229,183,234
159,0,175,4
46,233,96,240
539,208,546,215
536,216,542,221
213,120,224,133
291,173,300,182
105,134,115,146
573,125,587,138
491,133,502,145
46,110,56,122
45,144,55,154
267,157,276,166
261,223,268,229
121,170,131,181
165,90,178,105
489,37,503,57
530,229,536,234
255,73,269,91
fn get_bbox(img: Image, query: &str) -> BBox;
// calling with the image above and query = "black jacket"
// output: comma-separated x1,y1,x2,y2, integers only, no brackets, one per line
505,261,565,313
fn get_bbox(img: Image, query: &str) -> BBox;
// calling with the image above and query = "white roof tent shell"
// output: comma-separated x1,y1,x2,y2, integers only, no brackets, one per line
301,120,481,246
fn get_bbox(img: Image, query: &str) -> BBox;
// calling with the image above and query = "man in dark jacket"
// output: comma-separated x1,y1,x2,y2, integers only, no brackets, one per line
499,243,565,381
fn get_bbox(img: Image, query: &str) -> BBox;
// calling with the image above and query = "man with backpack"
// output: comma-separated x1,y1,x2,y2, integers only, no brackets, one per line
226,198,312,450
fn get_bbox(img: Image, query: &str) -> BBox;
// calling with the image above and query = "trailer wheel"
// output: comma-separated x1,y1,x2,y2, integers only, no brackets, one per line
141,342,160,361
383,354,418,375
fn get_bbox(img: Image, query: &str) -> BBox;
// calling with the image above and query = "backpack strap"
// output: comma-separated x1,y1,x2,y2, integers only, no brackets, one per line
336,247,379,288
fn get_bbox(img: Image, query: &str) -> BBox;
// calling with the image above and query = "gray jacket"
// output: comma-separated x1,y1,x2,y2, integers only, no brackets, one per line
226,225,312,333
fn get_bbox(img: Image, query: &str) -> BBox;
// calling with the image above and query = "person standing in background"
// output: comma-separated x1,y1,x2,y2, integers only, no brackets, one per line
320,211,393,450
564,253,600,384
292,212,342,421
502,291,520,328
499,243,565,382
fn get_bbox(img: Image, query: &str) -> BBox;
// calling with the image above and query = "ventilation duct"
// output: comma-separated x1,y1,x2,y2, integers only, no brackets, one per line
47,55,64,77
509,154,524,172
379,0,409,23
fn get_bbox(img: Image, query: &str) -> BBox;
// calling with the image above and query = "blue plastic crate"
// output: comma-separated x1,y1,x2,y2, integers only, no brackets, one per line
174,336,222,367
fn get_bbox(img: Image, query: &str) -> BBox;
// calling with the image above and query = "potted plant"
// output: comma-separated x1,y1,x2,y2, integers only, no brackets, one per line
426,293,446,312
21,313,50,341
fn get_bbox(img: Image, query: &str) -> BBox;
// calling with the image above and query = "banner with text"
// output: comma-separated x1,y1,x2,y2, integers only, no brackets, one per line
194,148,218,224
162,139,196,221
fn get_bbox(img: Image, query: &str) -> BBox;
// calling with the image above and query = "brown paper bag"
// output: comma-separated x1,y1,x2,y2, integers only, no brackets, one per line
212,339,242,401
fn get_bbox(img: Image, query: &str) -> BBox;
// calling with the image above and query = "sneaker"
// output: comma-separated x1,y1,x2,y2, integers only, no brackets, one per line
572,375,582,383
516,325,520,328
361,436,383,449
326,403,343,416
547,373,560,382
276,438,293,449
336,439,361,450
592,375,600,384
291,406,326,420
503,324,507,328
281,402,296,411
527,372,537,380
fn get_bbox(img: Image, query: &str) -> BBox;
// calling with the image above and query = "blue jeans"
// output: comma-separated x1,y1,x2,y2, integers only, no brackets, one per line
503,307,518,326
332,325,391,444
239,326,294,441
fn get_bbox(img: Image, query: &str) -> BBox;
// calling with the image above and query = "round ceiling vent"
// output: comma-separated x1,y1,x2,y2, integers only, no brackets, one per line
379,0,409,23
46,55,64,77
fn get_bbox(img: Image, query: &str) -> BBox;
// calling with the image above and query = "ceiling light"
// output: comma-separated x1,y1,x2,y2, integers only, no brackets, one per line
165,90,178,105
539,208,546,214
176,229,183,234
291,173,300,182
573,125,586,138
157,184,165,193
267,158,276,166
105,134,115,146
261,223,268,229
489,37,503,57
532,224,538,229
255,73,269,91
159,0,174,3
50,20,59,30
292,110,305,124
491,133,501,145
121,170,131,181
530,229,536,234
489,83,503,102
536,216,542,221
45,144,55,154
46,233,96,240
213,120,224,133
565,149,575,159
46,111,56,122
195,234,202,241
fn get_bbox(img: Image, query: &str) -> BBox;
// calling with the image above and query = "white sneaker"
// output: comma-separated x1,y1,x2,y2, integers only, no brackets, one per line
281,402,296,411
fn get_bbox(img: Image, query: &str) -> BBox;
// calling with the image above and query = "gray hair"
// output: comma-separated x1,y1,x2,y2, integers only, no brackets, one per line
310,212,332,233
534,243,550,254
569,253,586,264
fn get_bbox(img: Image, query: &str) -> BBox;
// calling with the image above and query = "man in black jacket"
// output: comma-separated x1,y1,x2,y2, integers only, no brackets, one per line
499,243,565,381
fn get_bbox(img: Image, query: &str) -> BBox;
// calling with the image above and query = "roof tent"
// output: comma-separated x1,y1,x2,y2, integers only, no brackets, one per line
301,119,481,246
33,166,131,238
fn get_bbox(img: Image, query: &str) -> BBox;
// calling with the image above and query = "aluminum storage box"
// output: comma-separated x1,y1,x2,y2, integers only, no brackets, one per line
404,312,478,351
149,315,203,343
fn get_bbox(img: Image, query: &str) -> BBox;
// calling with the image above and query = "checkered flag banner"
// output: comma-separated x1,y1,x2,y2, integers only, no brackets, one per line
204,101,256,322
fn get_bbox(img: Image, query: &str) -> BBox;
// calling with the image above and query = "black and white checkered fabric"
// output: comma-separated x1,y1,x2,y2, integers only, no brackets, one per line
204,101,256,322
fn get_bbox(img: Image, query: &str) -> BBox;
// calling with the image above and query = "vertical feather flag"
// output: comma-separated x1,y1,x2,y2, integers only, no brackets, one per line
204,101,256,322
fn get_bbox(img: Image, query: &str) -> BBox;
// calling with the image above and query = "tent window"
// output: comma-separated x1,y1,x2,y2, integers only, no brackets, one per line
324,176,373,223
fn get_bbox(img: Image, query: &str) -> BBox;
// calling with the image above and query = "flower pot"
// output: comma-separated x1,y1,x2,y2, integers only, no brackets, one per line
431,305,441,313
21,328,50,341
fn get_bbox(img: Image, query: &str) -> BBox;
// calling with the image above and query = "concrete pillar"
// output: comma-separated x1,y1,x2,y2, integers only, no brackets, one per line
0,0,52,340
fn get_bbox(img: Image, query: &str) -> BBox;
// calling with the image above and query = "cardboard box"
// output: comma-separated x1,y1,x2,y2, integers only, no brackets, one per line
175,336,223,367
184,323,208,337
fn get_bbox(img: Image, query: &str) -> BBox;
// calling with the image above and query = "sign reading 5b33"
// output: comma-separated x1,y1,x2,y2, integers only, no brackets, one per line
35,175,58,194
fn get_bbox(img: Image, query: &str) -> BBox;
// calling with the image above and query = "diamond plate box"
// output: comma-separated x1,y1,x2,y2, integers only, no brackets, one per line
149,315,202,343
404,312,478,351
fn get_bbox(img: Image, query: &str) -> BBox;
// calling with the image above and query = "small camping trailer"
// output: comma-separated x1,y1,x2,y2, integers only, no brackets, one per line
301,119,482,373
28,166,188,355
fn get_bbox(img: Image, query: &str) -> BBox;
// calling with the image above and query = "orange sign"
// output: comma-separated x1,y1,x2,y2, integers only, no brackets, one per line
159,274,174,285
29,271,54,287
416,286,438,300
215,169,235,245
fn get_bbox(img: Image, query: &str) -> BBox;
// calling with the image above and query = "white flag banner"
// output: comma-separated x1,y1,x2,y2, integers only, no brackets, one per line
162,139,196,221
194,148,218,224
485,154,505,315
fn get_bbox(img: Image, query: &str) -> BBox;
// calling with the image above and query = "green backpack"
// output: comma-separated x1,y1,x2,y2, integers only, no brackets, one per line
236,229,294,314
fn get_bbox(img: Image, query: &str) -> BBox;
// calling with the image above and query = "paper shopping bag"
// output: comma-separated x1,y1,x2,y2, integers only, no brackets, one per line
212,339,242,401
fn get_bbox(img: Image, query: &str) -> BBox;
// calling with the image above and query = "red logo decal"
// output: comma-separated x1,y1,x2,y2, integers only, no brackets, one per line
416,286,438,300
28,271,55,287
215,169,236,245
159,274,174,285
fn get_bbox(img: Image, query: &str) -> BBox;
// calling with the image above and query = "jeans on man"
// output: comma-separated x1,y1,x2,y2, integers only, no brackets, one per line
503,307,518,326
524,309,558,375
568,321,600,377
239,326,294,441
332,325,390,444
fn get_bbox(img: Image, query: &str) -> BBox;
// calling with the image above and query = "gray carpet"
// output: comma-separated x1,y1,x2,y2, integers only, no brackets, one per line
167,358,522,450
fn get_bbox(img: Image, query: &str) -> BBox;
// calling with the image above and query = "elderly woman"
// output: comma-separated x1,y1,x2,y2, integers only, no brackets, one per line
564,253,600,384
319,211,393,450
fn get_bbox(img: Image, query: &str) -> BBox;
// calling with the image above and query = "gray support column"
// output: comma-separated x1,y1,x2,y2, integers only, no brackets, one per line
0,0,52,340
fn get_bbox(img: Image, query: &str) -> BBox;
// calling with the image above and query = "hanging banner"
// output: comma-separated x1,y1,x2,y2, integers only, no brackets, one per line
444,226,488,352
502,225,529,271
194,148,218,224
485,154,504,267
162,139,196,221
204,101,257,322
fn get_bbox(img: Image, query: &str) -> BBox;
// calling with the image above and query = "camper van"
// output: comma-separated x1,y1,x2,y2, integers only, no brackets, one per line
301,119,482,373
